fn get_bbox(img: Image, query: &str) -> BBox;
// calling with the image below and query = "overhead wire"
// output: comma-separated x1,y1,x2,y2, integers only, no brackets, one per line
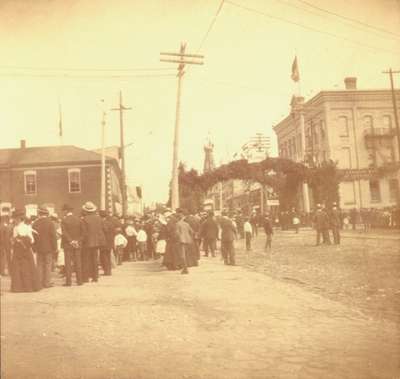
0,65,176,72
294,0,400,39
272,0,400,41
197,0,226,52
0,72,177,79
224,0,400,55
182,0,225,78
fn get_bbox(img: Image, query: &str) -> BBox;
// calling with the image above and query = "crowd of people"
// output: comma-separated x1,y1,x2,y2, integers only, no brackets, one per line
1,200,399,293
278,206,400,230
0,202,267,293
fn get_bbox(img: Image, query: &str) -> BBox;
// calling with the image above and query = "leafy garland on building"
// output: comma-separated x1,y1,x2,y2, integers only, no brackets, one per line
178,158,340,212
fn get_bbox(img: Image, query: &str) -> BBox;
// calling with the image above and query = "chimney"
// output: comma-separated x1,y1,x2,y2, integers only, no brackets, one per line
20,140,26,149
344,77,357,90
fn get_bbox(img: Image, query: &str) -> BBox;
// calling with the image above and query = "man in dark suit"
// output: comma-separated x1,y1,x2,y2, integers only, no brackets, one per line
32,205,57,288
313,204,331,246
61,204,84,286
81,202,106,283
329,203,341,245
175,209,194,275
200,212,219,257
184,211,201,266
0,217,13,276
220,212,237,265
99,210,114,276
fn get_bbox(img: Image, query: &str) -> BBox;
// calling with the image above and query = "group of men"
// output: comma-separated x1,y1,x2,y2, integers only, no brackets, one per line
312,203,342,245
0,201,153,289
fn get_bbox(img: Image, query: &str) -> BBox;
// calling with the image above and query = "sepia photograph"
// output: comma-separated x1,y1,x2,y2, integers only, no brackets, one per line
0,0,399,378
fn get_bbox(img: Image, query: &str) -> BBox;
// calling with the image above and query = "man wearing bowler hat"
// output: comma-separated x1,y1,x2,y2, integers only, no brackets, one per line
81,202,105,282
61,204,84,286
32,205,58,288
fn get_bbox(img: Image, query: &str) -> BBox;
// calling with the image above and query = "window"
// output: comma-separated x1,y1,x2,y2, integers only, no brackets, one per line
24,171,37,194
338,116,349,137
383,115,392,129
340,147,352,169
68,168,81,193
297,134,302,153
320,120,325,140
292,137,297,155
363,115,373,132
340,182,356,205
389,179,399,202
369,180,381,202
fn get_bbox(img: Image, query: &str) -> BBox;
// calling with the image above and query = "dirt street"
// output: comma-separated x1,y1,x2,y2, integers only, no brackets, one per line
1,234,400,379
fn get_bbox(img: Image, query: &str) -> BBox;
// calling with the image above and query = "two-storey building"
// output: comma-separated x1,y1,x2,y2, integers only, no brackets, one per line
0,141,123,217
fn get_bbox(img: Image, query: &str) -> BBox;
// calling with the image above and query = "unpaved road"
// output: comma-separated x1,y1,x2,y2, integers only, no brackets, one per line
1,254,400,379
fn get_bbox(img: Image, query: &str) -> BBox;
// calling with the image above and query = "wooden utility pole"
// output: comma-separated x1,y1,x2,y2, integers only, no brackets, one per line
100,105,107,211
160,43,204,210
111,91,132,217
383,69,400,161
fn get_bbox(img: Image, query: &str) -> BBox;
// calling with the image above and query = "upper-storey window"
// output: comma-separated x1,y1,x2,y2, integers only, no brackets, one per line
383,115,392,130
338,116,349,137
24,171,37,195
68,168,81,193
363,115,373,132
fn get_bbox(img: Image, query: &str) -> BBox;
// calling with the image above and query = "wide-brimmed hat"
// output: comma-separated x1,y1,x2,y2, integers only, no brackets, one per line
82,201,97,213
62,204,74,212
38,205,50,216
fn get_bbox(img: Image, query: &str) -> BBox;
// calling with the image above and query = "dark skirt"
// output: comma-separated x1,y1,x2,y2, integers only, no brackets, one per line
186,241,199,267
10,237,41,293
162,240,181,270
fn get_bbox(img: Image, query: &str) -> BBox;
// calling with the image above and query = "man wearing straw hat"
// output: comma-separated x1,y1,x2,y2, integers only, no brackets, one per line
81,201,105,283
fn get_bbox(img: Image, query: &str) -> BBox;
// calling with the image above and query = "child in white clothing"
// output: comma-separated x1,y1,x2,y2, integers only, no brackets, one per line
114,228,128,265
136,226,147,261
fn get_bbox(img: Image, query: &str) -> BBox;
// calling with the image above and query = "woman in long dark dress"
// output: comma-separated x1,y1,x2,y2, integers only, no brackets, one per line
162,213,181,270
10,213,41,293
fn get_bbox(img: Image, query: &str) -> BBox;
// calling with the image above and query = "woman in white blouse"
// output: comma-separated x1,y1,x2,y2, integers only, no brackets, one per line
10,210,41,293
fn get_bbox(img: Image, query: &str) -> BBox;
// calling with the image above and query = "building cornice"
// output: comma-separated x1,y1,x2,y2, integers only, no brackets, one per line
273,89,400,135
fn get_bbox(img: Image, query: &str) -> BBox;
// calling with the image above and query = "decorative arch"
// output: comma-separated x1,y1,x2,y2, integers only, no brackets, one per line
178,157,340,212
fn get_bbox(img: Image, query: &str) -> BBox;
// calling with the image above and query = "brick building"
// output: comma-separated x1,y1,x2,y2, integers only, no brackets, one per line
273,78,400,210
0,141,123,217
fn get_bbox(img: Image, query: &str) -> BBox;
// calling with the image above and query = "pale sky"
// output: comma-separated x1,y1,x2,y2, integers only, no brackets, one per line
1,0,399,204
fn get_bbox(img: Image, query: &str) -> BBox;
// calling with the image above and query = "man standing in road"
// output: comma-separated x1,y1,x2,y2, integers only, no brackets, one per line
0,216,13,276
99,210,114,275
329,203,341,245
32,205,57,288
81,202,106,283
175,209,194,275
244,218,253,251
313,204,331,246
220,212,237,265
200,211,219,257
263,214,273,252
61,204,84,286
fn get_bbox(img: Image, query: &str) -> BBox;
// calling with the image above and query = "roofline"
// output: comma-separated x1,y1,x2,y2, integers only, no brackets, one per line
273,88,400,133
1,158,117,170
0,144,120,169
